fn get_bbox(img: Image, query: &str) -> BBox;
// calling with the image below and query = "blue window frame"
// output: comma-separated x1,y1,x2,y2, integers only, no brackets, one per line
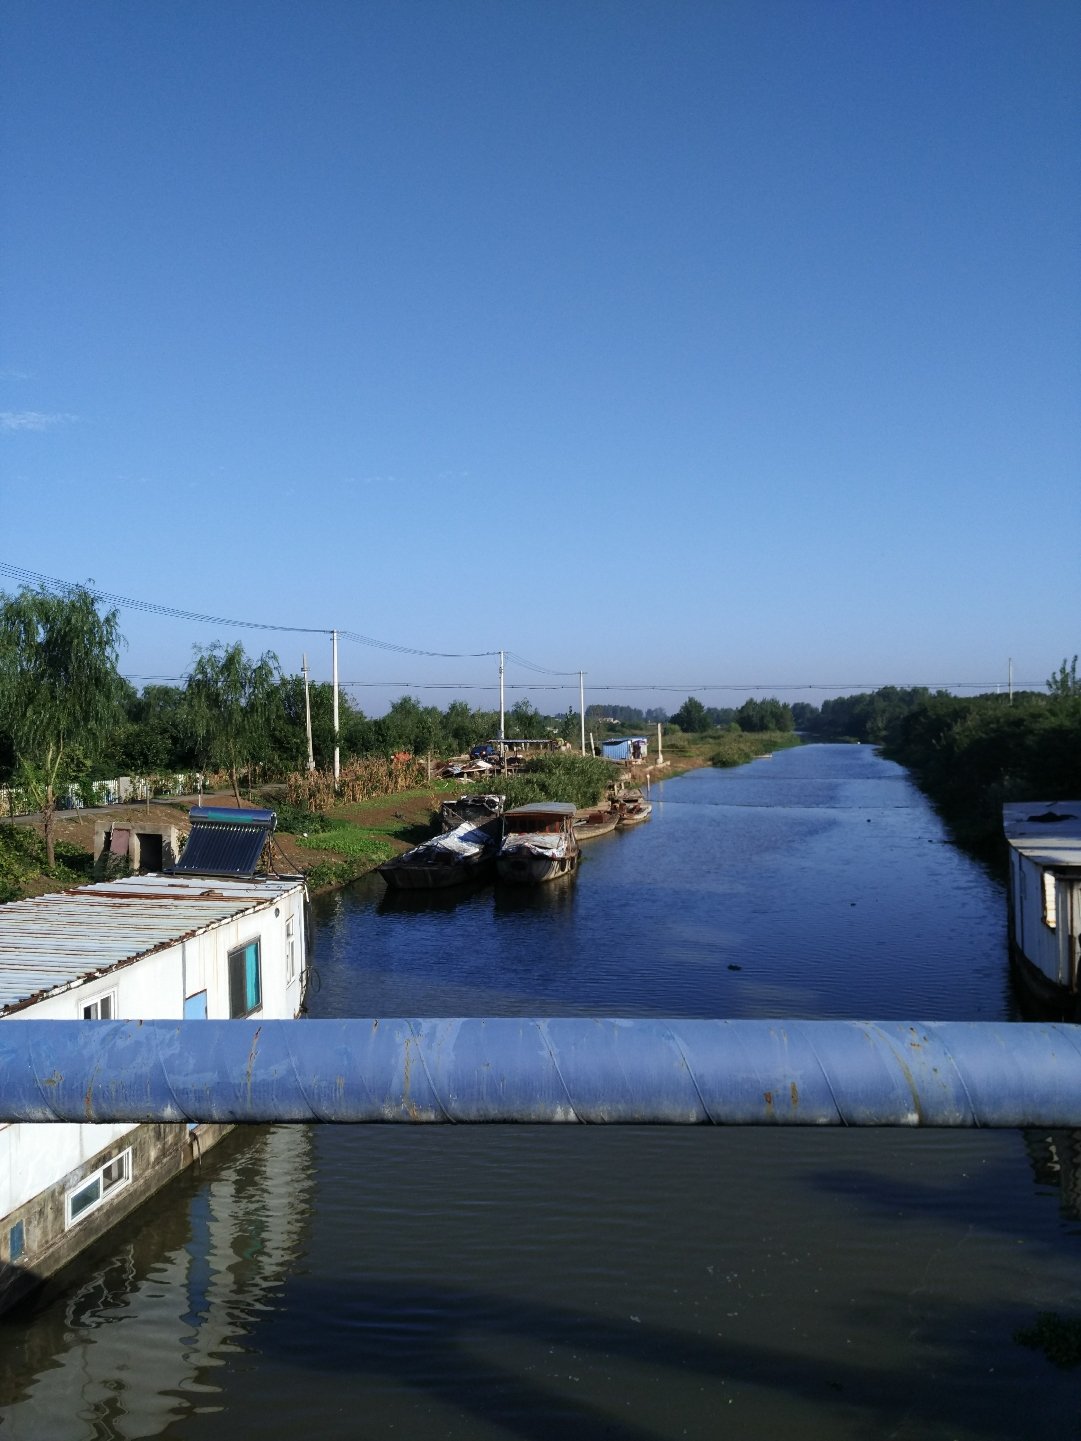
228,940,262,1018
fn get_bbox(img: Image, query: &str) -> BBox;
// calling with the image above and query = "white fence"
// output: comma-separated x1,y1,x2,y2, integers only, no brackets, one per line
1,774,205,818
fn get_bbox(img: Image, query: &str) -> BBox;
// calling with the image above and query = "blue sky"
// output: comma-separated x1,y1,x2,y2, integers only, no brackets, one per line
2,0,1078,716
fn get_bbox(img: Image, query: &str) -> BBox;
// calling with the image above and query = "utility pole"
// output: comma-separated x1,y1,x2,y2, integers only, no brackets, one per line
579,670,586,755
332,630,340,785
499,650,505,747
302,653,315,771
1008,657,1013,705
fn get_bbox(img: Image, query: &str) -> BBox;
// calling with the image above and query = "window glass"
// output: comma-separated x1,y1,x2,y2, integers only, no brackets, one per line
66,1149,132,1227
228,941,262,1017
68,1177,102,1221
81,991,116,1020
9,1221,25,1262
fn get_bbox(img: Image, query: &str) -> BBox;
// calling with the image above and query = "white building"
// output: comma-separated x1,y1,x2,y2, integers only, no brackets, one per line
1004,801,1081,1015
0,854,309,1313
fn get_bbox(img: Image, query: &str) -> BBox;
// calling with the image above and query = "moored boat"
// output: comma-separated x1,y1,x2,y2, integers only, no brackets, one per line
1003,801,1081,1016
573,804,620,841
616,797,653,827
497,802,580,884
440,793,505,832
378,820,499,891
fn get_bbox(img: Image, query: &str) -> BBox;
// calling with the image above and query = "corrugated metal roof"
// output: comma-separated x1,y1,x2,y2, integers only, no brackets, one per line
0,873,304,1016
1003,802,1081,867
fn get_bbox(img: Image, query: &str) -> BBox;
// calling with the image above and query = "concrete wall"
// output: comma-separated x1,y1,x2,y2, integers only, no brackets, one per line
0,1120,233,1314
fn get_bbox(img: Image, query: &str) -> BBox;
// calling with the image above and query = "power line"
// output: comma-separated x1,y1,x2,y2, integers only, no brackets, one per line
12,559,1040,697
0,561,330,635
0,560,502,660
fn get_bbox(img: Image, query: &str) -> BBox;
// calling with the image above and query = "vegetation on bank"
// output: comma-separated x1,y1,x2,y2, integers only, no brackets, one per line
4,580,1075,889
882,691,1081,860
710,730,801,766
468,753,615,811
0,824,92,904
790,666,1081,862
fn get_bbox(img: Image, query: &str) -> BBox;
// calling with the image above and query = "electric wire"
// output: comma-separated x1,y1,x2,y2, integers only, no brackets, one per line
4,561,1041,697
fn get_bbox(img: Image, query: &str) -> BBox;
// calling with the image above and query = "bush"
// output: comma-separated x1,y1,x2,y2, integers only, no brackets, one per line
273,801,332,835
470,753,613,810
711,731,801,768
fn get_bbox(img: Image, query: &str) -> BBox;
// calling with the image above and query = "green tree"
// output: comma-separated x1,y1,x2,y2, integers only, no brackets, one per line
185,642,282,804
0,586,124,867
1047,657,1080,697
672,696,708,732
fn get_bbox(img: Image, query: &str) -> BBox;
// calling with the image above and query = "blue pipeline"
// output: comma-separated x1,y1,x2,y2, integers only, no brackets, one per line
2,1018,1081,1127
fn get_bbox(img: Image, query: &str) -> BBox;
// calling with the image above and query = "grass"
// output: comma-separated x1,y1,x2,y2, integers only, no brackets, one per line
0,823,93,903
294,826,396,863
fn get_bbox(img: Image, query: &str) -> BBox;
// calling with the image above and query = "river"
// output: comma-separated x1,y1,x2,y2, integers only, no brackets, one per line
1,744,1080,1439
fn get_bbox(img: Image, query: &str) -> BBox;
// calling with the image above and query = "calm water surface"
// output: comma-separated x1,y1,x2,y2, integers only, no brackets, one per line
2,745,1081,1440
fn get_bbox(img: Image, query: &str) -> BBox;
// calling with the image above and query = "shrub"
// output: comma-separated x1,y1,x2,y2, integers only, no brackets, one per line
470,753,613,810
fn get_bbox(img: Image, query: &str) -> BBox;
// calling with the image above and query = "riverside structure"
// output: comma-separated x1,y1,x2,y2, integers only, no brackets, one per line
0,823,309,1313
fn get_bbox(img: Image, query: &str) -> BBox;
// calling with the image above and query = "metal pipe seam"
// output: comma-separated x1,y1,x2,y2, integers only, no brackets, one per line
1,1019,1080,1127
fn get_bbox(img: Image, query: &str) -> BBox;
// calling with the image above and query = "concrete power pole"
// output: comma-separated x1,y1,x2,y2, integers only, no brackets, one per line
302,654,316,772
579,670,586,755
332,630,340,785
499,650,505,746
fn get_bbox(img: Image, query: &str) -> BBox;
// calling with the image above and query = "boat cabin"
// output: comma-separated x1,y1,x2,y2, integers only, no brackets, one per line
1003,802,1081,1012
502,801,578,835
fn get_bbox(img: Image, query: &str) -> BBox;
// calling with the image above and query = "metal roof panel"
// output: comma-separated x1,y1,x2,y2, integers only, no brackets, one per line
0,873,304,1014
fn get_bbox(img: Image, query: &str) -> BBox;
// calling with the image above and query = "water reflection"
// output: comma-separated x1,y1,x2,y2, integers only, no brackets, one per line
0,1126,314,1439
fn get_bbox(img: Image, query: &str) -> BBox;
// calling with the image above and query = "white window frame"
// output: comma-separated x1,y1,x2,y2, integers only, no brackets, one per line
286,915,297,983
66,1149,133,1228
1042,872,1057,930
80,988,118,1020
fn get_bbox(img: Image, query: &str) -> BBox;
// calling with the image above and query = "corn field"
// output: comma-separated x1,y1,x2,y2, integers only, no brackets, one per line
285,755,430,810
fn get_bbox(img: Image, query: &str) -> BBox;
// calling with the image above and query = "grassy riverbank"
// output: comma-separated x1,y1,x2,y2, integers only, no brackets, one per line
0,734,803,900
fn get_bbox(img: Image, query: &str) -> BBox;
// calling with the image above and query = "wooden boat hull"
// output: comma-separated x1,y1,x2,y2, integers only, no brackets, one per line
378,854,494,890
617,801,653,827
496,850,579,884
573,809,619,841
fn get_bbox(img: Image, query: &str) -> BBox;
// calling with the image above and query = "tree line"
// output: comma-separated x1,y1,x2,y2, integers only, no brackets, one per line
4,584,1076,868
0,586,567,865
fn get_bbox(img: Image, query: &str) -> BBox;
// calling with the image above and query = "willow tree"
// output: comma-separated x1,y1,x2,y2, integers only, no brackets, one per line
186,642,282,804
0,586,124,868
